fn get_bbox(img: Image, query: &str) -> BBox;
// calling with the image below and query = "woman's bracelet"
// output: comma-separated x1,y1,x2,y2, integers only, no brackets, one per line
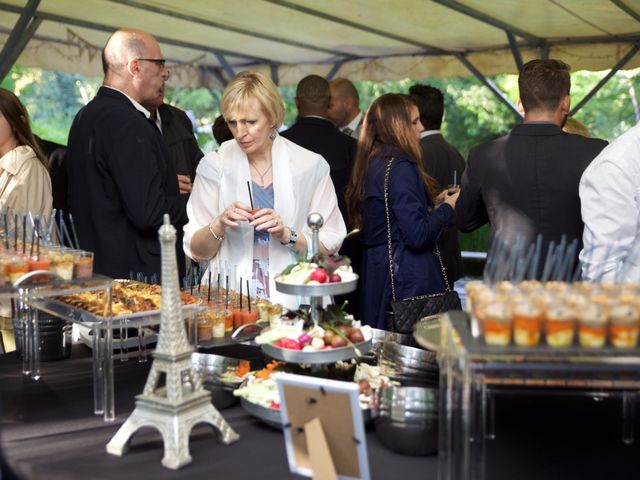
208,222,225,241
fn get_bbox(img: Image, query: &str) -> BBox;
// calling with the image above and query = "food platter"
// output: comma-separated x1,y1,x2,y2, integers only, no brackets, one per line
261,337,373,364
240,396,374,429
240,397,283,429
274,275,358,296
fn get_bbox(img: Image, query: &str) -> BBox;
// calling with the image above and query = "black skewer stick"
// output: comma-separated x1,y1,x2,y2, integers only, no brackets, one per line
217,273,221,303
246,279,251,312
207,270,212,303
239,277,243,310
68,213,81,250
2,213,8,249
36,219,40,259
60,212,74,249
13,213,18,252
247,181,254,210
22,215,26,254
225,275,229,310
30,219,36,257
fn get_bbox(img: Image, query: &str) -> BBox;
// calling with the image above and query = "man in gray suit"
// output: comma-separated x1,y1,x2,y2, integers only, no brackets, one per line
410,84,466,283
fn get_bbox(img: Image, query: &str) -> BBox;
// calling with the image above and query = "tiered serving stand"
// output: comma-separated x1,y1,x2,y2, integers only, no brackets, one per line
263,212,372,364
240,213,373,426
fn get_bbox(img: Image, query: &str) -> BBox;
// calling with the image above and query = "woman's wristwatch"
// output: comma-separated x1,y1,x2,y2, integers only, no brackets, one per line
281,227,297,247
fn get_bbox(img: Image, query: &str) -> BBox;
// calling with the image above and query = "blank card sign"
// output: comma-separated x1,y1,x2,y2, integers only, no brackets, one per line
275,373,370,480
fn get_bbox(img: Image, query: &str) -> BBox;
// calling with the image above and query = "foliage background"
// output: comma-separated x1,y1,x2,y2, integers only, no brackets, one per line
2,65,638,253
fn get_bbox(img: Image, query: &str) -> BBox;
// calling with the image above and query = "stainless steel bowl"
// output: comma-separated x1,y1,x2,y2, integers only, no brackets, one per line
362,328,417,363
374,385,439,456
378,341,439,386
191,352,242,410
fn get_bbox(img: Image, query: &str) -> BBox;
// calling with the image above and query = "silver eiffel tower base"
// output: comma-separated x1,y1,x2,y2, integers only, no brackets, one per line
106,398,237,470
106,215,239,469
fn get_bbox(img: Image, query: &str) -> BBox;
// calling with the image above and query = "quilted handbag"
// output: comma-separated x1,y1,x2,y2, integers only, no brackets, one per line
383,157,461,334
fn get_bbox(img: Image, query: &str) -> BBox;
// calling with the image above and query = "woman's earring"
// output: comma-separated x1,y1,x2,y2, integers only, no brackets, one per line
269,129,276,141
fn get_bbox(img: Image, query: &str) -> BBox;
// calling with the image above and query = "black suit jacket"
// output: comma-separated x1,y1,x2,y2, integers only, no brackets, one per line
420,133,466,282
281,116,360,316
158,104,203,183
456,123,607,274
281,116,356,219
67,87,188,280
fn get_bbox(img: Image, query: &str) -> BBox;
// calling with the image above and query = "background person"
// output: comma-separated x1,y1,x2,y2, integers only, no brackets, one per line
0,88,52,218
212,114,234,145
456,59,607,275
184,71,345,308
0,88,53,353
345,93,458,330
66,29,188,280
580,122,640,282
327,77,363,138
150,104,204,196
563,117,591,137
410,83,466,284
281,74,359,317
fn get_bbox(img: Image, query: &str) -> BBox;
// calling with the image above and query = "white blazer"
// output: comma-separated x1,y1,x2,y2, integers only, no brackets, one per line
184,134,346,308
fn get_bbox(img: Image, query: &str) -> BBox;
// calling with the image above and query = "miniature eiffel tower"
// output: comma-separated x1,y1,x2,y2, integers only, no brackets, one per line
106,214,239,469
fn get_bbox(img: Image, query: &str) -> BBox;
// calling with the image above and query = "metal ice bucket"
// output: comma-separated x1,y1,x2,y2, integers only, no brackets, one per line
374,385,439,456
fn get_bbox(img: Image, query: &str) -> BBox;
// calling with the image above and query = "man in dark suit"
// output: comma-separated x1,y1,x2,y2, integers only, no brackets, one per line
141,99,204,197
281,74,356,219
456,59,608,274
410,84,466,283
281,74,360,316
67,29,188,280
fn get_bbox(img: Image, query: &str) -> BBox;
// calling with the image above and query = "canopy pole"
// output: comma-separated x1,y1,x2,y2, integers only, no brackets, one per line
0,2,268,64
611,0,640,22
326,60,346,81
539,44,550,60
433,0,541,46
570,43,640,116
455,53,522,119
270,63,279,86
214,53,235,83
210,68,228,88
0,0,41,82
506,31,523,72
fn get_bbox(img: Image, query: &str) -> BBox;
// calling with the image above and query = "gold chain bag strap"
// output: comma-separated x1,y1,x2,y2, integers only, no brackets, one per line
383,157,461,333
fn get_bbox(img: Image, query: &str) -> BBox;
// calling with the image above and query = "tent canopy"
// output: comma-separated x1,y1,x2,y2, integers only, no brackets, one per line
1,0,639,89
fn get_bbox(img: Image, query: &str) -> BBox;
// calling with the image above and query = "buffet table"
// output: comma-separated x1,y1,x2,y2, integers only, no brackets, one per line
1,343,639,479
436,310,640,480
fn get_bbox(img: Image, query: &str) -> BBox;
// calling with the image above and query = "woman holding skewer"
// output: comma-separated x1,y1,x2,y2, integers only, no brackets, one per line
184,71,346,308
345,93,459,330
0,89,52,218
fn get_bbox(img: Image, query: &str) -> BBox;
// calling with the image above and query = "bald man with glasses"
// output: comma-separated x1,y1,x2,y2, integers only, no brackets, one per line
67,28,188,280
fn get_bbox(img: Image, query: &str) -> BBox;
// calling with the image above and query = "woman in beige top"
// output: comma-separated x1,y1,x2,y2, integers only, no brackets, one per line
0,88,52,218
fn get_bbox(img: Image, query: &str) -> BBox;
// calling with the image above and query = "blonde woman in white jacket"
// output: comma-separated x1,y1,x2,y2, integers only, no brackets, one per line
0,88,52,218
184,72,346,309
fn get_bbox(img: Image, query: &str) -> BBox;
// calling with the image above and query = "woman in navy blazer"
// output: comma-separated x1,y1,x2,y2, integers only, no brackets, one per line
345,94,459,330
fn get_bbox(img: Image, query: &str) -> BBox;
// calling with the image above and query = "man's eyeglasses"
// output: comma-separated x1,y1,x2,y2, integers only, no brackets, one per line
137,58,166,68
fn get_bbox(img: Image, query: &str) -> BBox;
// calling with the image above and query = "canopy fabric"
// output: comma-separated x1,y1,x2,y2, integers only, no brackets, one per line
0,0,639,88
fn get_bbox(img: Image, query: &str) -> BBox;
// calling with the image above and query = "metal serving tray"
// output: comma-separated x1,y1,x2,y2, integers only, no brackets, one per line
30,297,200,326
240,396,374,429
261,338,373,364
240,397,283,429
274,275,358,296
